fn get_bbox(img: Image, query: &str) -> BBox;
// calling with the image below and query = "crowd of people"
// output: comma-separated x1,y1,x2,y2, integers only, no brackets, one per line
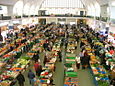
75,26,115,86
1,23,114,86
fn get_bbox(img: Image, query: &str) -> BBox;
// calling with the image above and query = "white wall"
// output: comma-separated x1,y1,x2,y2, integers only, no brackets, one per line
46,18,57,24
66,18,76,24
110,6,115,19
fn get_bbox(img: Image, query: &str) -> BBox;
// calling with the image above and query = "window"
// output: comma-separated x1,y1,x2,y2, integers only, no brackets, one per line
13,1,23,16
40,0,85,15
0,5,8,16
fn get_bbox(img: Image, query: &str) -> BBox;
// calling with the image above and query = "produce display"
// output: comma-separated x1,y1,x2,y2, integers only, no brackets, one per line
0,27,39,69
1,23,114,86
64,56,79,86
0,35,20,57
64,38,79,86
36,39,61,86
0,28,35,57
66,38,77,54
0,28,42,86
89,53,111,86
81,36,111,86
91,64,109,86
90,53,110,85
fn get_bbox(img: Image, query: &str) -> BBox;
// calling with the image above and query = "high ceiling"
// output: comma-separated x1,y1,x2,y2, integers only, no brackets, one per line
0,0,110,6
0,0,114,17
0,0,43,6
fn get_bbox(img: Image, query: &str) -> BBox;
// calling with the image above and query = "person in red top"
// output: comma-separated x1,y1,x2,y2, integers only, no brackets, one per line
34,61,42,76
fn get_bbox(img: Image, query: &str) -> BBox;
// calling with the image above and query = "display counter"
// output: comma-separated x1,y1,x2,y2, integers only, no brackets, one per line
81,36,110,86
0,27,43,86
36,39,62,86
64,37,79,86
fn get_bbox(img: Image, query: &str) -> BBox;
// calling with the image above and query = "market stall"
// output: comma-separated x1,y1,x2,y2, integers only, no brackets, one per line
0,26,43,86
36,38,62,86
64,37,79,86
64,56,79,86
81,33,111,86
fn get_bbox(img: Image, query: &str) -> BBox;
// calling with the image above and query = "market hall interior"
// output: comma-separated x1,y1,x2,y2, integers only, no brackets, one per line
0,0,115,86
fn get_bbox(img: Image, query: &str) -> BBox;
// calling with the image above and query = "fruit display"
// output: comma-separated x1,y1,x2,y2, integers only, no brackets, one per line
0,38,21,57
0,47,8,57
89,54,110,85
64,77,79,86
0,70,19,86
0,33,42,86
11,58,30,69
36,39,61,86
81,38,88,45
89,54,100,64
64,39,79,86
81,36,111,86
66,38,76,53
64,56,79,86
40,70,53,80
91,64,110,86
94,41,104,47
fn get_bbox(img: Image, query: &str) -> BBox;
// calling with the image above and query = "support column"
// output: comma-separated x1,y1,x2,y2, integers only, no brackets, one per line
110,6,115,19
108,1,115,25
7,5,14,18
100,5,108,17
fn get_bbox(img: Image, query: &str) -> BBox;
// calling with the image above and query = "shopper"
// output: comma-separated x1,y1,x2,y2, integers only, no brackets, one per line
110,67,115,80
49,77,55,86
43,56,48,65
79,50,84,58
80,41,85,48
43,42,49,51
57,51,62,62
34,61,42,76
110,78,115,86
28,70,35,86
75,56,81,69
16,72,25,86
15,32,18,39
33,53,39,62
80,51,90,69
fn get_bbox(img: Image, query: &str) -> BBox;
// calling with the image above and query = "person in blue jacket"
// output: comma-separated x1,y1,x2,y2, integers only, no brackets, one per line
28,69,35,86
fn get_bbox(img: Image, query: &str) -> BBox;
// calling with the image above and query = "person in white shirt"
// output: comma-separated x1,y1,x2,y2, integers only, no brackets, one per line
75,56,81,69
